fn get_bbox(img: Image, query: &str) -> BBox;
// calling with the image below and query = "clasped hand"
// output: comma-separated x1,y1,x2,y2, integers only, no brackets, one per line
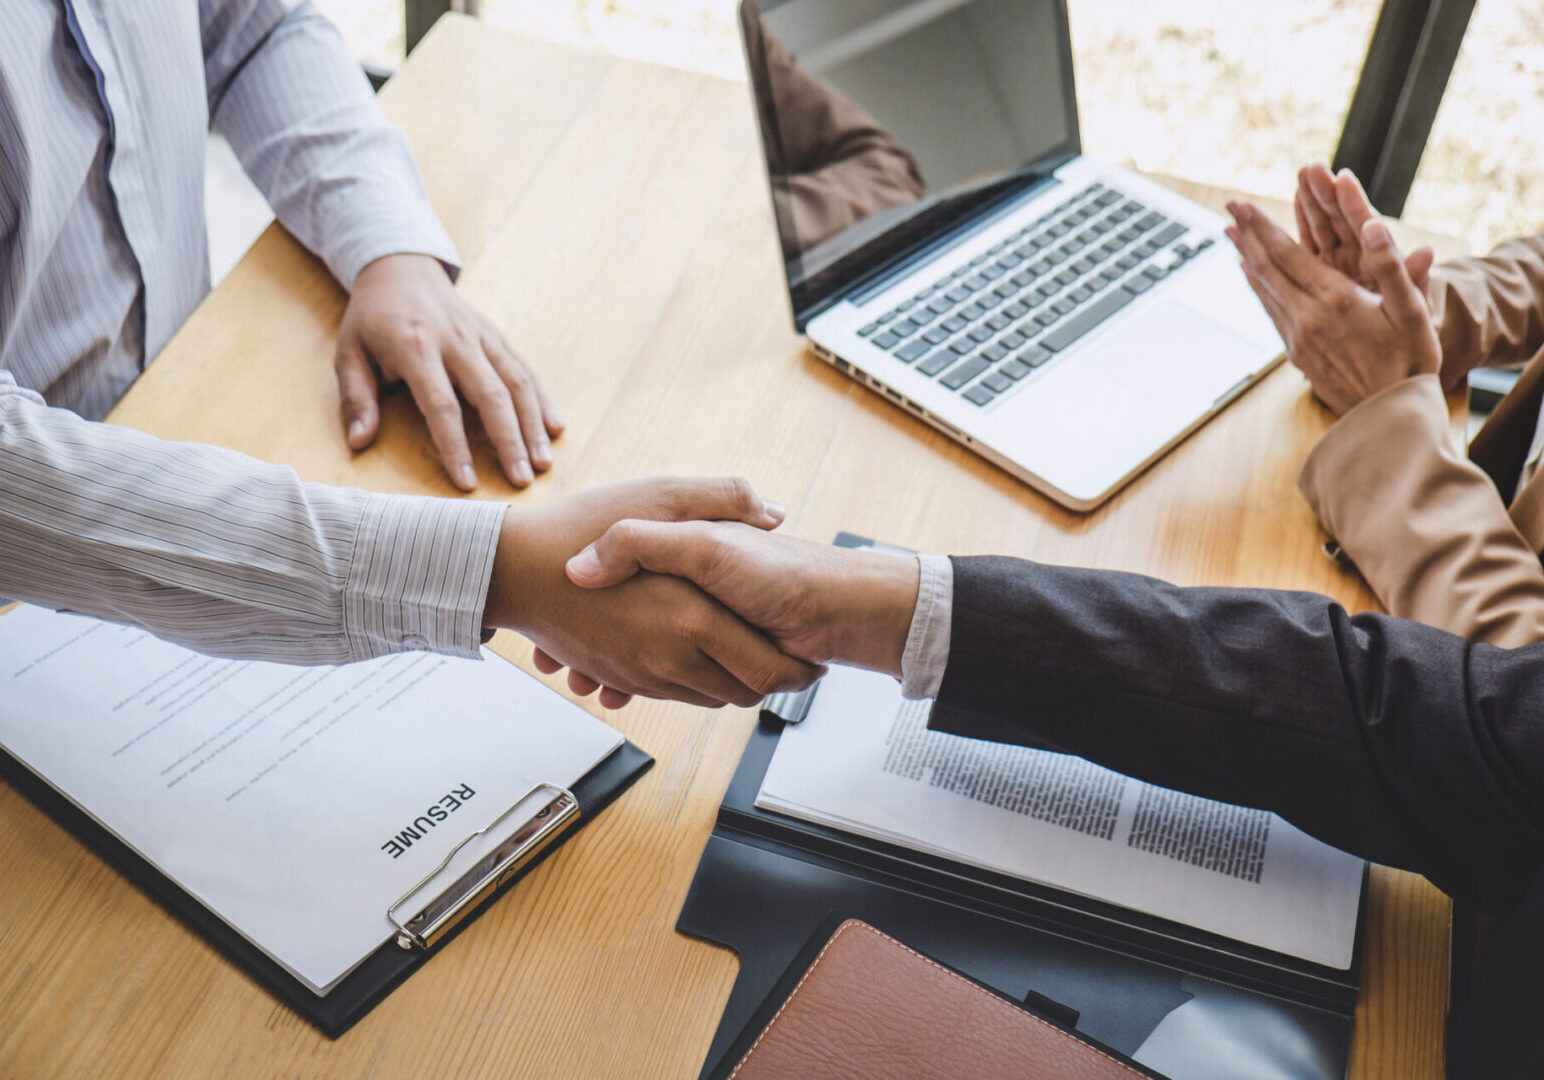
536,515,921,708
489,478,852,711
1226,163,1441,416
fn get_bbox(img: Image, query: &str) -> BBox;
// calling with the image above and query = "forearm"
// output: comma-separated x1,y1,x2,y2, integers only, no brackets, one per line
205,1,459,289
927,555,1544,906
0,378,503,663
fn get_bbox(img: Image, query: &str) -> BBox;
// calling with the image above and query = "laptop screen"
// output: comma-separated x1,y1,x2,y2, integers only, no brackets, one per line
741,0,1081,326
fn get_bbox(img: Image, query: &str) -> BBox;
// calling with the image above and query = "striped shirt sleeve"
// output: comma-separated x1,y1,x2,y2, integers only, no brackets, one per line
0,372,505,664
202,0,461,289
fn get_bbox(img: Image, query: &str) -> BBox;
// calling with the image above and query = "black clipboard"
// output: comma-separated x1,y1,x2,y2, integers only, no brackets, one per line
0,705,652,1039
677,533,1365,1079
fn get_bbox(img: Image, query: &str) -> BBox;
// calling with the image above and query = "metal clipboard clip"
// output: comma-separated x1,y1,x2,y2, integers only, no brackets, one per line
387,781,579,951
761,683,821,725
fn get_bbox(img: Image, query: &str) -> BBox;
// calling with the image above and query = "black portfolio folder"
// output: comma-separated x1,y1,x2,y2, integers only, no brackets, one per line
0,735,651,1038
677,536,1365,1079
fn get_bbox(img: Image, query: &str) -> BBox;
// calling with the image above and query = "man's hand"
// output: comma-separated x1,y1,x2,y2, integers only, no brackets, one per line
1293,162,1434,295
337,253,563,492
1227,200,1440,416
485,478,822,710
561,520,920,678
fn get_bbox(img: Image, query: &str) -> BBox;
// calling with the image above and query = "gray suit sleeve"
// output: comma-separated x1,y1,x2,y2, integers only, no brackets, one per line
928,555,1544,908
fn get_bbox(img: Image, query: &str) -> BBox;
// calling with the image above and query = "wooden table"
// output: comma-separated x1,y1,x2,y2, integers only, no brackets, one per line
0,16,1460,1078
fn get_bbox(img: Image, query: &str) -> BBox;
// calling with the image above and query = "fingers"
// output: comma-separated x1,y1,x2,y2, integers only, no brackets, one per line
1238,260,1295,346
597,687,634,709
334,338,381,451
1305,163,1359,252
1362,220,1429,331
1294,188,1319,256
566,669,602,696
1331,169,1379,246
538,582,820,708
484,333,553,479
569,671,633,710
485,326,565,440
535,648,635,708
536,622,764,710
400,351,479,491
447,338,535,488
1226,206,1309,307
700,611,823,703
1407,246,1435,294
534,377,565,439
678,651,772,709
567,519,718,589
1228,201,1340,300
1295,164,1338,255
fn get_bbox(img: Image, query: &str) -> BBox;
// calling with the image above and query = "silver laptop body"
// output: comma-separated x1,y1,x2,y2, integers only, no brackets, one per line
743,0,1283,510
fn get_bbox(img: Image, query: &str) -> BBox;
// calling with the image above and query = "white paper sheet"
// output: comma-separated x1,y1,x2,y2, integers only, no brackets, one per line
0,606,623,995
757,666,1364,968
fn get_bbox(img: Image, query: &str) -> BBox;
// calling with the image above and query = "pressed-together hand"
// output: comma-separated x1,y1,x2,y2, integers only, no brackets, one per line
1293,162,1434,294
484,478,823,710
1227,200,1440,416
563,520,920,678
337,253,564,491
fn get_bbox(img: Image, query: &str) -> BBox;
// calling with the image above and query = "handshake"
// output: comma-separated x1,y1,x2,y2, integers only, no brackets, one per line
482,477,922,709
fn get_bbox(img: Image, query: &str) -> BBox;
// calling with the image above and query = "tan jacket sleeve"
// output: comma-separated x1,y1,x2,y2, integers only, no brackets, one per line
1298,374,1544,646
1430,232,1544,389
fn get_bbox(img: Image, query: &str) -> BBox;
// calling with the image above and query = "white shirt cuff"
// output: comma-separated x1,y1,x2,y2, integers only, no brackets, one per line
343,494,506,660
900,553,953,699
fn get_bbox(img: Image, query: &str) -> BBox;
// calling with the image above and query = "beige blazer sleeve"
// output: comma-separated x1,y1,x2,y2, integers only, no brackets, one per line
1298,374,1544,645
1429,232,1544,390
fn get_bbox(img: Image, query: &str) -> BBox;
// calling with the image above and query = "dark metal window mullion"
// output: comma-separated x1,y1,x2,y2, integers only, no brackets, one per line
1332,0,1476,218
406,0,456,54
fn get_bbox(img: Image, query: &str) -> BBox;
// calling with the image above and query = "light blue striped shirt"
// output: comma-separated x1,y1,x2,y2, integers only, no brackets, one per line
0,0,506,664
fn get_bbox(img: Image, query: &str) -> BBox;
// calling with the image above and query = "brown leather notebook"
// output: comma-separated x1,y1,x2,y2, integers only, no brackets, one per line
726,920,1162,1080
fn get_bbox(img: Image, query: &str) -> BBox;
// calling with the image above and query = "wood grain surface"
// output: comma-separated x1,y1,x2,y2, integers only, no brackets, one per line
0,16,1461,1079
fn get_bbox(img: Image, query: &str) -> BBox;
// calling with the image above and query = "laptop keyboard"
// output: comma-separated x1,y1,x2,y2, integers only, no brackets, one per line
856,182,1213,407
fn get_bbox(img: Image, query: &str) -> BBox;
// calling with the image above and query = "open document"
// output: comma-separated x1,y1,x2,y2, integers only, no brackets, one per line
757,666,1363,968
0,606,623,995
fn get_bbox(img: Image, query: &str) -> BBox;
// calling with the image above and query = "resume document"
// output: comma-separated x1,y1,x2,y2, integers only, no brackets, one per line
0,606,623,994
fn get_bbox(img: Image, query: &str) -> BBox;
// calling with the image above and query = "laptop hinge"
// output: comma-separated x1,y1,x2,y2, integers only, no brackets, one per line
799,149,1083,327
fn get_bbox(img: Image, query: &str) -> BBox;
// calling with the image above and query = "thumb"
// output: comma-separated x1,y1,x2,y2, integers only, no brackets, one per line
567,519,717,589
335,339,381,451
1362,220,1427,328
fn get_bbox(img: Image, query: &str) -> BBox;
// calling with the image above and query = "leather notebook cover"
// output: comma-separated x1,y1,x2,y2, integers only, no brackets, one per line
726,919,1162,1080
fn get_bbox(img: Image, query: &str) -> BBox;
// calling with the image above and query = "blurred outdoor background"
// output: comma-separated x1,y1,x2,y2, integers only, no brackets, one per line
209,1,1542,280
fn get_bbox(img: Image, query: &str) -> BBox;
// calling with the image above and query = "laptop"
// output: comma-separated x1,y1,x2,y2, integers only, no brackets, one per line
740,0,1284,510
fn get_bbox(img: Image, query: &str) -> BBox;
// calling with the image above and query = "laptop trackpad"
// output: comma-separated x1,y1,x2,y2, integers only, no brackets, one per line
1010,305,1260,495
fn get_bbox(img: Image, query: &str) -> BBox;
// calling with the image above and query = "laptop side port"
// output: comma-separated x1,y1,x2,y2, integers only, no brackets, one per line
927,414,961,438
